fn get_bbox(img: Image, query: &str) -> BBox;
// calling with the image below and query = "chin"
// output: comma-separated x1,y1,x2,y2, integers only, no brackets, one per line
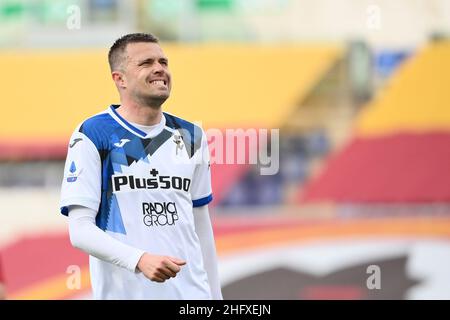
144,95,169,107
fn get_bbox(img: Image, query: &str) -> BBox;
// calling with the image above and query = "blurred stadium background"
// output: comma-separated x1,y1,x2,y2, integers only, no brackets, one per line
1,0,450,299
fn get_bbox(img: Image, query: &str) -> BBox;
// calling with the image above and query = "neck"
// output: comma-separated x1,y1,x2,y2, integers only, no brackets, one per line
116,98,162,126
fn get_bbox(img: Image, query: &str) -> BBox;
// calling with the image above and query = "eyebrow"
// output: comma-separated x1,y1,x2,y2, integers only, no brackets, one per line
137,57,168,66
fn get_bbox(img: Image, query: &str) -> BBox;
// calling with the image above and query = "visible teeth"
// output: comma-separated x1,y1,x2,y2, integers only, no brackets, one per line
151,80,164,85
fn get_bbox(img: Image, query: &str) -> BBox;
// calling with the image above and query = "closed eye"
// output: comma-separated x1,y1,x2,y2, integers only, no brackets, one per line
138,59,153,66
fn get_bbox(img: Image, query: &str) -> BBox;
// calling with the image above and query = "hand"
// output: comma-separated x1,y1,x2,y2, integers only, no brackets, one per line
137,253,186,283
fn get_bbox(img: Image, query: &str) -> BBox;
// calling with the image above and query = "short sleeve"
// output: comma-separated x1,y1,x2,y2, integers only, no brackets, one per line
60,129,102,216
190,129,213,207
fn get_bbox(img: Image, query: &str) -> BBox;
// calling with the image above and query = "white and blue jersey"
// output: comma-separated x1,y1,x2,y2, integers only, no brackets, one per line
60,105,213,299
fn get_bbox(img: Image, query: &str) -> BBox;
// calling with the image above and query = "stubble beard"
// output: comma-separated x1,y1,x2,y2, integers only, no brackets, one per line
134,90,169,109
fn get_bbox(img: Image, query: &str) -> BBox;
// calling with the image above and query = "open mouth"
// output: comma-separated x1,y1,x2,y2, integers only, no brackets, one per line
149,79,167,87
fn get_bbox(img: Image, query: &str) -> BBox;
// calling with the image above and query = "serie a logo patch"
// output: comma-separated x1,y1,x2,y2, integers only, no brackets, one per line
67,161,82,182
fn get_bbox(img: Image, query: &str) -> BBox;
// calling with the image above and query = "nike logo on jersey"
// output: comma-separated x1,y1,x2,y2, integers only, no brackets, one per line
69,138,83,148
114,139,131,147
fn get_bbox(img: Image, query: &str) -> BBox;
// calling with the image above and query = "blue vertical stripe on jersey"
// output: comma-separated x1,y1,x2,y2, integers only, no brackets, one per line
106,194,127,234
96,153,127,235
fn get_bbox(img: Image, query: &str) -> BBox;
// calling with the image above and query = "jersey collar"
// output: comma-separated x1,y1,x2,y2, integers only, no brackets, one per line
108,104,166,139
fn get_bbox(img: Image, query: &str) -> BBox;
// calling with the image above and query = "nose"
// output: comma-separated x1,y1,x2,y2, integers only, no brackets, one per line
153,62,165,74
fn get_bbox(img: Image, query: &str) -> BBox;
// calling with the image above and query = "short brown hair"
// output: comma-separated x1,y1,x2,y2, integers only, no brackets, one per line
108,33,159,72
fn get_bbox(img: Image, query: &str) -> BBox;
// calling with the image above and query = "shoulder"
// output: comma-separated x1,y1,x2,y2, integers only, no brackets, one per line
75,109,116,150
78,111,113,136
163,112,204,141
163,112,204,138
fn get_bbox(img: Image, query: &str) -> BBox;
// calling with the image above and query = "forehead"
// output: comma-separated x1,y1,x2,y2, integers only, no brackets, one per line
125,42,167,61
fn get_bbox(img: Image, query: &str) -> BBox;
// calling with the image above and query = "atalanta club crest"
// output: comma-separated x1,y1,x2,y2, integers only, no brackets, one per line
173,133,184,155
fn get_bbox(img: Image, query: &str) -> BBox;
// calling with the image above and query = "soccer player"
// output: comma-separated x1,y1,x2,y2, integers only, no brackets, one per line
60,33,222,299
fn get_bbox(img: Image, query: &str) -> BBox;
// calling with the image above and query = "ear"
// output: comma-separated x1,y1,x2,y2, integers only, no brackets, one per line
112,71,126,89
